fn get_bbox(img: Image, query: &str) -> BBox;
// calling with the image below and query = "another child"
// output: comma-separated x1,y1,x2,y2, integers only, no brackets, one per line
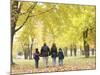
33,48,40,68
58,48,64,66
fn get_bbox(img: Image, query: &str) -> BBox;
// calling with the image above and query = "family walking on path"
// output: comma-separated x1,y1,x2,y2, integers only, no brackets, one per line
33,43,64,68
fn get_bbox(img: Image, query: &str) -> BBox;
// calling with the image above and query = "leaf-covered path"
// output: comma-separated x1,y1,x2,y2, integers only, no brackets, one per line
11,56,96,74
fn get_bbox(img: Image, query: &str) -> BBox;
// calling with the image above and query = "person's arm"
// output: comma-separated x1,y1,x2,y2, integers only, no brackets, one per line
33,53,35,59
48,47,51,55
50,48,53,55
54,48,57,57
62,52,64,59
55,48,57,54
57,52,59,57
38,52,40,56
40,47,43,56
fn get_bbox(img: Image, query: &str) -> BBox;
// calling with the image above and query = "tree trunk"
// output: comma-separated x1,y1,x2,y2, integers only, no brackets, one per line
24,50,27,59
11,0,19,64
74,48,77,56
29,48,32,59
24,49,28,59
91,48,95,55
70,44,73,56
11,31,14,64
84,43,90,58
83,28,90,58
29,38,34,59
70,48,73,56
80,46,84,56
81,50,85,55
64,47,68,56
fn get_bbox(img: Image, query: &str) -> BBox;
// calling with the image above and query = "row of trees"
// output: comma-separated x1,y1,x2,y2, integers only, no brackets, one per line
11,1,96,64
63,46,95,57
17,45,95,59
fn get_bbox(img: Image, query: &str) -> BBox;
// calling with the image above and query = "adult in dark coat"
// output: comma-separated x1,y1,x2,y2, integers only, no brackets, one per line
40,43,50,67
51,43,57,66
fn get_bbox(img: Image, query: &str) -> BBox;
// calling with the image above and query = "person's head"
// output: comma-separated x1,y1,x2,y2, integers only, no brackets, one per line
43,43,46,46
35,48,39,53
59,48,62,52
52,43,56,47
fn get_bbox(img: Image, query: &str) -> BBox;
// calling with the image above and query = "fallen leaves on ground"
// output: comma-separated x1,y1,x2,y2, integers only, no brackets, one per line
11,56,96,74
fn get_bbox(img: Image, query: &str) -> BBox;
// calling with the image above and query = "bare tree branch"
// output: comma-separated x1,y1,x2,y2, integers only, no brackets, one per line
18,2,35,15
15,3,55,32
15,2,37,32
16,2,23,22
29,7,55,17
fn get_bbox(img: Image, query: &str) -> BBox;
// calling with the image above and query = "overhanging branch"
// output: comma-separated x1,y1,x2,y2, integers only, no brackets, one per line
18,2,35,15
29,7,54,17
15,2,37,33
15,3,55,33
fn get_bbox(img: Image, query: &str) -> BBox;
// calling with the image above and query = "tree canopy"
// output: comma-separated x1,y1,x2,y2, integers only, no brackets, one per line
12,2,96,56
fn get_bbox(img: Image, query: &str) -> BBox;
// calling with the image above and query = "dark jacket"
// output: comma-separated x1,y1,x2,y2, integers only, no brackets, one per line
41,46,50,57
51,46,57,58
33,53,40,61
58,51,64,59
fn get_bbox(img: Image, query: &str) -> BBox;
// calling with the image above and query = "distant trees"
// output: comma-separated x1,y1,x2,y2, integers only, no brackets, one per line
64,47,68,56
12,1,96,62
73,45,77,56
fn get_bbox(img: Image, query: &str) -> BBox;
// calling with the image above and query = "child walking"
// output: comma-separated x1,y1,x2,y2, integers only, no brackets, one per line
33,48,40,68
58,48,64,66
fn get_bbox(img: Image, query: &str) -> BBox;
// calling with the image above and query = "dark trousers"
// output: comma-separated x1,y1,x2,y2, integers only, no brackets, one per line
35,60,39,68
